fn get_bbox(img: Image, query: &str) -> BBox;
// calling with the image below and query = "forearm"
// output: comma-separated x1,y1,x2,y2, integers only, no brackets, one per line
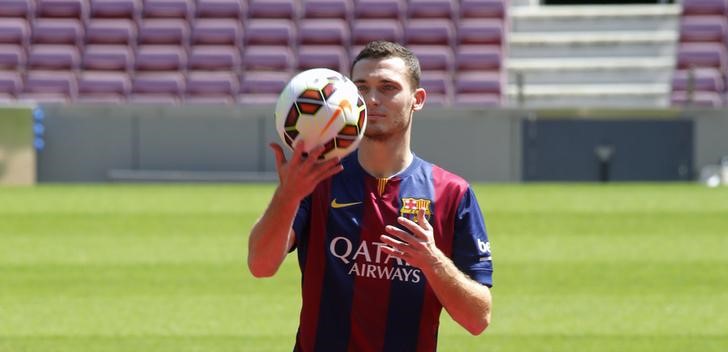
423,250,492,335
247,188,299,277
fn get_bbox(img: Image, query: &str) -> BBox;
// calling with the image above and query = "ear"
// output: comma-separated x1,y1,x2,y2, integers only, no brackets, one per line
412,87,426,111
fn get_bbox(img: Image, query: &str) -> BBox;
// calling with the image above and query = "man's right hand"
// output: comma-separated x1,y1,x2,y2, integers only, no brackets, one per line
270,140,344,202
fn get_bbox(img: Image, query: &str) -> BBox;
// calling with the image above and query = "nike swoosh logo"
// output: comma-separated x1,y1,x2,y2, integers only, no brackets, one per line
331,199,363,209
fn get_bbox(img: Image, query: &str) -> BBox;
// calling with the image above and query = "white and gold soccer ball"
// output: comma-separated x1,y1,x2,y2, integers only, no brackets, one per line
274,68,367,160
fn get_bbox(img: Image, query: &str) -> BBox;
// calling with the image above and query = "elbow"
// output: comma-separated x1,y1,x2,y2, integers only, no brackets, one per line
247,258,278,278
467,320,490,336
466,313,491,336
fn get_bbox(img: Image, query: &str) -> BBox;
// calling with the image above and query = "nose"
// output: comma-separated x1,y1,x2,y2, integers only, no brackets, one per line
362,90,379,108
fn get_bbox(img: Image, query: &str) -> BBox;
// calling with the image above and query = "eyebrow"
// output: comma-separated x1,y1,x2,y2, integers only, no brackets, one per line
353,78,400,85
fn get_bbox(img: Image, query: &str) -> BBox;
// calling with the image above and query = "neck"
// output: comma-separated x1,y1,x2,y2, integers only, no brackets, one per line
357,132,413,179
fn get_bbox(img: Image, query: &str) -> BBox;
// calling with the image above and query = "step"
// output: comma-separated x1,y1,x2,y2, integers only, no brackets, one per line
506,83,671,108
509,31,677,58
507,57,676,84
510,4,680,32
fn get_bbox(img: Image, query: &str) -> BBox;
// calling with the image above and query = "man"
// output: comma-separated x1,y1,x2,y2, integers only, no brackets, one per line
248,41,493,352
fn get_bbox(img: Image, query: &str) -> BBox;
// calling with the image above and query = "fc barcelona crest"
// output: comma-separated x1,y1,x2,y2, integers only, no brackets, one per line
400,197,432,222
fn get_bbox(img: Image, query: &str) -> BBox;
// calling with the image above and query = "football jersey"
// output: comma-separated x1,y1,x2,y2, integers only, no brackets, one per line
291,152,493,352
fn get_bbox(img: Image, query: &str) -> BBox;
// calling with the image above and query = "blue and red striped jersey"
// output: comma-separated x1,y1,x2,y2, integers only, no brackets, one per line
291,152,493,352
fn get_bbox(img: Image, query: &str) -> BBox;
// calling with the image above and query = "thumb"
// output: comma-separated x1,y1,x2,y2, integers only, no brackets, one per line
269,143,287,169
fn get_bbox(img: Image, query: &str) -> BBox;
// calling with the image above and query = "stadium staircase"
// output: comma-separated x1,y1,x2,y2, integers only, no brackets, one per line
506,1,682,108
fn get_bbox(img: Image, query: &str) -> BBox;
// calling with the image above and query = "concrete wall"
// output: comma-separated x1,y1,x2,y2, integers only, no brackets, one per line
30,105,728,183
0,106,35,185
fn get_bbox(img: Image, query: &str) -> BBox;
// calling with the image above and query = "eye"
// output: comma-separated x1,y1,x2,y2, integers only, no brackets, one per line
382,84,397,91
356,85,368,94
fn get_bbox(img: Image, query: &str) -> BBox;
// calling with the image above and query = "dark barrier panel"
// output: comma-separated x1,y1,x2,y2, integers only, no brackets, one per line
522,119,693,181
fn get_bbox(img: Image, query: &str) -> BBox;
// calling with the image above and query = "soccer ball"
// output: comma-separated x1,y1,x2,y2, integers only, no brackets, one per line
274,68,367,160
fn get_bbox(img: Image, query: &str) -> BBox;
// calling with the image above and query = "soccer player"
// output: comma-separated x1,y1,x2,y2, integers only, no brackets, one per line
247,41,493,352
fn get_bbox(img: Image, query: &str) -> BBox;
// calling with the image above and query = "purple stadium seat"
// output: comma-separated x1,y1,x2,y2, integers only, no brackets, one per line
679,16,727,43
138,19,189,45
131,72,185,102
458,19,504,45
454,93,501,106
21,70,77,102
196,0,245,19
404,19,455,46
297,45,348,72
351,19,402,45
82,44,134,71
671,91,723,107
350,45,364,59
28,44,80,70
410,45,454,72
89,0,140,19
676,42,728,69
248,0,299,19
188,45,240,71
354,0,404,20
245,19,296,46
0,18,29,44
0,44,25,69
460,0,505,19
86,19,136,45
298,19,349,46
135,45,187,71
302,0,352,20
407,0,457,19
239,71,289,94
455,71,502,95
35,0,87,19
420,71,452,106
671,68,725,92
77,71,131,102
142,0,194,19
185,71,238,103
242,45,295,71
238,71,291,104
0,0,33,18
456,45,502,71
31,18,84,45
681,0,728,16
0,71,22,96
191,19,242,45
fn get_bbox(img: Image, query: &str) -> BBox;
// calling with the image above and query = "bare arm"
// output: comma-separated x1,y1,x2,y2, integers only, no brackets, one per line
380,209,492,335
247,142,343,278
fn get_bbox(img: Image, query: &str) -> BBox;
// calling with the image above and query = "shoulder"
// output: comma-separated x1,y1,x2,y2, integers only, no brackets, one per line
421,158,471,193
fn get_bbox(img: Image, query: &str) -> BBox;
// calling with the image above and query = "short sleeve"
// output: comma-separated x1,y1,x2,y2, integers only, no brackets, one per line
451,187,493,287
290,195,312,252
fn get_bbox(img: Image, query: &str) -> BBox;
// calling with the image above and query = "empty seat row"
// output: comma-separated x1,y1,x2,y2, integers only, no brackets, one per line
0,69,503,106
0,17,506,48
0,42,503,75
0,0,507,21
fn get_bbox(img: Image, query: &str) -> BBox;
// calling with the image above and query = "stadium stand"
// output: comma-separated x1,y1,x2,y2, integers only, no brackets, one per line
671,0,728,107
0,0,508,106
89,0,140,19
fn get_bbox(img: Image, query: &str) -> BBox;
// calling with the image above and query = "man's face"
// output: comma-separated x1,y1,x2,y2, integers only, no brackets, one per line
351,57,424,141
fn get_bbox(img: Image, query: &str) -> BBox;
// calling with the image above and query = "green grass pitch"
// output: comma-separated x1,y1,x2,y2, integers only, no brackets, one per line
1,183,727,351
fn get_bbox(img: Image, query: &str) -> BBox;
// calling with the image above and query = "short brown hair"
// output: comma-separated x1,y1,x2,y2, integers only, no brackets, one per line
351,41,421,90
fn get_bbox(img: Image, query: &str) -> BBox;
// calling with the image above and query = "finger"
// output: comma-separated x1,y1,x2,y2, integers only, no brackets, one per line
269,143,287,169
397,216,428,240
289,139,306,165
384,225,414,243
315,163,344,181
379,235,408,255
306,144,327,162
378,244,404,259
417,207,432,231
